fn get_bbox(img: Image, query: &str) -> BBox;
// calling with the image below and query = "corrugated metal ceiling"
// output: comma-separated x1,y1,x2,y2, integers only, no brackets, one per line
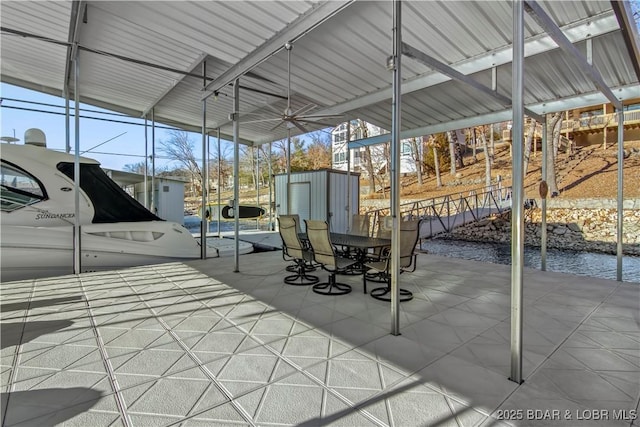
1,0,638,146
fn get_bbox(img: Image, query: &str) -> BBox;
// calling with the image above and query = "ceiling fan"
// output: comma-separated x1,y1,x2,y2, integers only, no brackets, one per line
241,42,342,135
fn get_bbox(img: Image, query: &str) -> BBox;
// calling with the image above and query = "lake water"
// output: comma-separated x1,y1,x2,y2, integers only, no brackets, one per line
184,215,640,283
422,238,640,283
183,215,270,233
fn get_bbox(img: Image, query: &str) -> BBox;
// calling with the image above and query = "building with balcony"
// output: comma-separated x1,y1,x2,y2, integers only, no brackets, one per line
562,98,640,147
331,121,417,176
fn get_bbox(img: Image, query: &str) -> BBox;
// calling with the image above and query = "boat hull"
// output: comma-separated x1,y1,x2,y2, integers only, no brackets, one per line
1,222,203,282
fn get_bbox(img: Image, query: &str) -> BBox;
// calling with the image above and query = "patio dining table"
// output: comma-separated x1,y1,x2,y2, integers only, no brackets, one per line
299,231,391,277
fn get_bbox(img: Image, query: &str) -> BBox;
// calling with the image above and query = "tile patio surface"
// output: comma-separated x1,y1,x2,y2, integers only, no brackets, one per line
1,250,638,426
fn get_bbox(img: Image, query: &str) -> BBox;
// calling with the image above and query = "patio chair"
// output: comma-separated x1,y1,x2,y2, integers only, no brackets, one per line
364,216,392,283
279,214,315,273
338,213,372,272
305,220,358,295
277,216,319,286
363,219,422,301
350,214,370,237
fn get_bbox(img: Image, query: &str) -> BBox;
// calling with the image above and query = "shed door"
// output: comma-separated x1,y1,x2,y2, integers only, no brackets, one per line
289,182,311,231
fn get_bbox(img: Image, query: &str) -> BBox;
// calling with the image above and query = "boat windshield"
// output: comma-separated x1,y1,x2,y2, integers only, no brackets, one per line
57,162,162,223
1,160,47,212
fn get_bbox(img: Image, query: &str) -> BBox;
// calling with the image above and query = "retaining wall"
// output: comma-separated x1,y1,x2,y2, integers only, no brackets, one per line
438,199,640,256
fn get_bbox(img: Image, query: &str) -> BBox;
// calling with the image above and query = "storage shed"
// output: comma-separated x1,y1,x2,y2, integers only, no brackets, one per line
275,169,360,234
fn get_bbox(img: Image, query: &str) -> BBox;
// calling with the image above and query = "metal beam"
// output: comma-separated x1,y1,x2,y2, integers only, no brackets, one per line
402,43,545,123
63,1,84,93
143,53,208,118
346,84,640,149
524,0,623,110
287,12,620,119
202,1,353,100
611,0,640,81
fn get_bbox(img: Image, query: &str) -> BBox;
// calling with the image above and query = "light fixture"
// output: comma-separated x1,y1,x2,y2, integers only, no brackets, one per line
386,55,395,71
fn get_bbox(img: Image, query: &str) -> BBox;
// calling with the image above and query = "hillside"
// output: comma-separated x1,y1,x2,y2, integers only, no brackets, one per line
392,140,640,201
189,140,640,213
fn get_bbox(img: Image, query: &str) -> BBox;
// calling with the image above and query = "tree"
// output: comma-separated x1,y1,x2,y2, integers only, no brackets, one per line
158,130,203,195
123,161,147,174
306,131,332,170
289,137,308,171
424,134,449,188
426,135,442,187
447,130,466,174
545,113,562,197
409,137,423,185
208,140,233,192
351,120,377,192
474,125,493,187
523,118,537,176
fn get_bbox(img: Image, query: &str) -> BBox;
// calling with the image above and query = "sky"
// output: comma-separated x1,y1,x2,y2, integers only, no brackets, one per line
1,82,195,171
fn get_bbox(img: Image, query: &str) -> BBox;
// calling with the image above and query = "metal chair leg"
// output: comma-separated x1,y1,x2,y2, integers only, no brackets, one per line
312,273,351,295
284,260,319,286
369,276,413,302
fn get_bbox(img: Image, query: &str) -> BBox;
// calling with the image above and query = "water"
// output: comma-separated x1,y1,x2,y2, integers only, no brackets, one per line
183,215,270,233
422,238,640,283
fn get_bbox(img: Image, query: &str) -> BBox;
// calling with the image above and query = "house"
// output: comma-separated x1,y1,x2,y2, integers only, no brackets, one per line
561,98,640,147
502,98,640,148
331,121,417,175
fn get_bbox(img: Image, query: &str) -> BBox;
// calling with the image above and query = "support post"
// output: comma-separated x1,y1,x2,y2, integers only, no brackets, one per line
346,121,352,233
201,61,208,259
286,129,292,215
144,117,149,209
151,108,156,215
616,110,624,281
510,0,525,384
73,44,81,275
65,87,71,154
268,142,273,231
390,0,402,335
256,147,260,230
233,79,240,272
217,129,222,237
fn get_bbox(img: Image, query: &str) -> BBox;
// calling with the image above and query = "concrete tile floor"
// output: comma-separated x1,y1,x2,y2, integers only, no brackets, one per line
1,250,638,426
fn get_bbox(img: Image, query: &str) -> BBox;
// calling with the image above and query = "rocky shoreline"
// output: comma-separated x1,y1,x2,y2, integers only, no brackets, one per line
434,199,640,256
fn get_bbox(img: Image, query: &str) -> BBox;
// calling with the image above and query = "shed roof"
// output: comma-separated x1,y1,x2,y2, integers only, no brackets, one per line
1,1,638,146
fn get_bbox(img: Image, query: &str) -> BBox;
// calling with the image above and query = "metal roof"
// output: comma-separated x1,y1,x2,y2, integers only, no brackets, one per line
1,1,639,146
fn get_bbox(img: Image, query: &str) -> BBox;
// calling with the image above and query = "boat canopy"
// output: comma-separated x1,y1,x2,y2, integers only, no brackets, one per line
57,162,161,224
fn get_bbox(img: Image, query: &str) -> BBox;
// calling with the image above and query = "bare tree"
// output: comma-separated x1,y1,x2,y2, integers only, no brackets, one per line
523,118,537,176
475,126,492,187
545,112,562,197
409,137,423,185
454,129,466,169
208,140,233,192
427,135,443,188
351,120,377,192
471,128,478,163
158,130,203,195
123,161,147,174
447,131,456,176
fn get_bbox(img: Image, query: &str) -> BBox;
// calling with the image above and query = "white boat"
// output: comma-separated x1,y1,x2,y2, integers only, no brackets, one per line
0,130,251,281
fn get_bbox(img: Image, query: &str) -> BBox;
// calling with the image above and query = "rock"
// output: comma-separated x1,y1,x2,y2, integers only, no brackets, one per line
567,223,581,232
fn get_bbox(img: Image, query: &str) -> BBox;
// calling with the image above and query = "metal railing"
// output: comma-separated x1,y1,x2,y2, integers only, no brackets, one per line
560,109,640,132
365,184,512,239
